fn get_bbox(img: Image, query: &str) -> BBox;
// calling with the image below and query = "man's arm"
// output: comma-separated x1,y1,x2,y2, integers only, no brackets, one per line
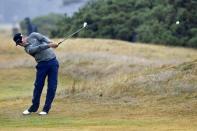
25,43,58,55
29,32,52,43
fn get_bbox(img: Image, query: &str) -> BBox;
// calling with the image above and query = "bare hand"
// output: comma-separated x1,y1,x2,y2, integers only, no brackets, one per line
49,43,58,48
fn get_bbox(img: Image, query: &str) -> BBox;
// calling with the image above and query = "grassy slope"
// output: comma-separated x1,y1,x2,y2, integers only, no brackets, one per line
0,32,197,130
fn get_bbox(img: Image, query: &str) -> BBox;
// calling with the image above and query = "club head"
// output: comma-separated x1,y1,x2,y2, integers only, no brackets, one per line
83,22,87,28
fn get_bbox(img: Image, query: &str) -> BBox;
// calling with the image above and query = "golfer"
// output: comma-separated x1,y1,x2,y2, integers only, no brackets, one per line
13,32,59,115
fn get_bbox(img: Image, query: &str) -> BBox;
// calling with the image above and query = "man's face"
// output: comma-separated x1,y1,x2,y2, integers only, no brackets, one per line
18,36,27,47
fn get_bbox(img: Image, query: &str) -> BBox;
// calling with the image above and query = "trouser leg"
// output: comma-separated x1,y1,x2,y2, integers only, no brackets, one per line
28,64,48,112
43,62,59,113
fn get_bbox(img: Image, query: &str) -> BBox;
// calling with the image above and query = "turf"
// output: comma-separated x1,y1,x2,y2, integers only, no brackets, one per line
0,31,197,130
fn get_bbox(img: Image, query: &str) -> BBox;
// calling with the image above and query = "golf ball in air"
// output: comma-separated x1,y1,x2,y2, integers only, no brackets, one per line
176,21,180,25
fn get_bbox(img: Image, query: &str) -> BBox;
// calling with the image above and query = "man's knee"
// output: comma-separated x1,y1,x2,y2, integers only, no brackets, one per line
34,81,45,88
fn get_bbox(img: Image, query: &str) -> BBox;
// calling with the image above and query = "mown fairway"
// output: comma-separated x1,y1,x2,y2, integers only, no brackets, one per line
0,30,197,131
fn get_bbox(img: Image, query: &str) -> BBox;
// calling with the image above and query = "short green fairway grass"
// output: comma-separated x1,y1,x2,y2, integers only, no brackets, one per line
1,97,197,131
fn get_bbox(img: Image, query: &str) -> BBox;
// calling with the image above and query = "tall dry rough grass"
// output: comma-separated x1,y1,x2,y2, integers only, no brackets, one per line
0,32,197,99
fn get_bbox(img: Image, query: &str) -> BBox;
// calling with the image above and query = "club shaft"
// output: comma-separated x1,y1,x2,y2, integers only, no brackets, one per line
58,27,84,45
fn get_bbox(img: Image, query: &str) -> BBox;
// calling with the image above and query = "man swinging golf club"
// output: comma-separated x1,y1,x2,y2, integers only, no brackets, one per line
13,22,87,116
13,32,59,115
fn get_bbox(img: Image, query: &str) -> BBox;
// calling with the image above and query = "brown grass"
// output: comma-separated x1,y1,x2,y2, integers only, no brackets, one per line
0,31,197,130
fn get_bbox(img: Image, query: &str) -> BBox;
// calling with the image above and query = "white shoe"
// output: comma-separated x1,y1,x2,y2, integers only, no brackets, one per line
22,109,31,115
39,111,48,115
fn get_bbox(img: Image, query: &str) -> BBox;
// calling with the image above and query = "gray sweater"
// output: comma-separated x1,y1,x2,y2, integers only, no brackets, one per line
24,32,56,63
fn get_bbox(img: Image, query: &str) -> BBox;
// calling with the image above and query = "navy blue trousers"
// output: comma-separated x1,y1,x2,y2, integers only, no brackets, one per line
28,58,59,113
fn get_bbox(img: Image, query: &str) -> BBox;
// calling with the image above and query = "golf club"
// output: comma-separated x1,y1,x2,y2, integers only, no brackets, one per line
57,22,88,46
